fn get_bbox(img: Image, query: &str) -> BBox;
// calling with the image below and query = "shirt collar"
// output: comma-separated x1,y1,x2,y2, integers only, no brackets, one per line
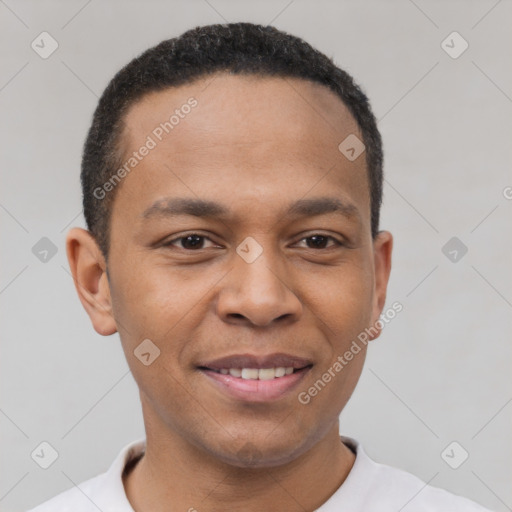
92,435,371,511
94,437,146,511
316,435,377,511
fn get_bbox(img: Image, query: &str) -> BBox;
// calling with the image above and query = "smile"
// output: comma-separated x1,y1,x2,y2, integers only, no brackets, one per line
211,367,295,379
198,353,313,402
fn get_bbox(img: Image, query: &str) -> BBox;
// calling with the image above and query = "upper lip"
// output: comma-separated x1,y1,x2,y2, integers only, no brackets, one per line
199,353,313,370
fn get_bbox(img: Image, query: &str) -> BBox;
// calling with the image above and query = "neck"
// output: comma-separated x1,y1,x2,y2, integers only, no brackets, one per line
124,422,355,512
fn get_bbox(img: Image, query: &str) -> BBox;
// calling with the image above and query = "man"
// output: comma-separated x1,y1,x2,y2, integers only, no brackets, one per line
29,22,493,512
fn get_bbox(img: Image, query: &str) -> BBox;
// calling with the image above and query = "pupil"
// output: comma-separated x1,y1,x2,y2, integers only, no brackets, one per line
308,235,327,249
183,235,203,249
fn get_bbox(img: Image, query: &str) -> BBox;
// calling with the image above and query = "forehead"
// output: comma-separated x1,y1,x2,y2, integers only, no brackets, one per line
113,73,369,229
121,73,362,155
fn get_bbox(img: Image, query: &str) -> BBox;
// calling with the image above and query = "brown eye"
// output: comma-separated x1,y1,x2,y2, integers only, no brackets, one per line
164,234,216,250
180,235,205,250
298,235,341,250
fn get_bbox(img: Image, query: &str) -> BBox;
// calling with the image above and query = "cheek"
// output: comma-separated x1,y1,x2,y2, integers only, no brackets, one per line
303,260,375,337
109,262,219,371
109,271,198,406
110,263,191,330
303,260,373,410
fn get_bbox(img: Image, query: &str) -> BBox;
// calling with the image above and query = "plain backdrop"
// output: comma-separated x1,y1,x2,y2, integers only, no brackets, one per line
1,1,511,511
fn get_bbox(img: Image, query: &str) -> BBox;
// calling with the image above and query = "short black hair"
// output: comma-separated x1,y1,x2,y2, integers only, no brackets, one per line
81,22,383,259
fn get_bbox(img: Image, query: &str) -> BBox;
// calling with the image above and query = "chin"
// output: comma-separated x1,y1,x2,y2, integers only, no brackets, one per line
210,431,309,469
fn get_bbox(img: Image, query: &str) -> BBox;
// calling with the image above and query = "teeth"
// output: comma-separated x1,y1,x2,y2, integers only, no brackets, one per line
258,368,275,380
218,367,295,379
275,367,286,378
241,368,259,379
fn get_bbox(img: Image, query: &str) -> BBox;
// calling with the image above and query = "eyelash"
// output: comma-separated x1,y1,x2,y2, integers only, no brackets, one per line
163,233,343,251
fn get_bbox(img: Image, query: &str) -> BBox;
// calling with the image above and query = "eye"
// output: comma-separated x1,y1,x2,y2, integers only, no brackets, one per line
164,234,218,250
162,233,342,251
296,234,342,250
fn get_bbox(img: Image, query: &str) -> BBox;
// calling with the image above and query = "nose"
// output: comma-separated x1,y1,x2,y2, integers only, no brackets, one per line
216,243,303,327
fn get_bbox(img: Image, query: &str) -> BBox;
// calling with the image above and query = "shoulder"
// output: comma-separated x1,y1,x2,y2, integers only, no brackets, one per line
371,461,493,511
25,474,106,512
25,438,145,512
338,436,494,512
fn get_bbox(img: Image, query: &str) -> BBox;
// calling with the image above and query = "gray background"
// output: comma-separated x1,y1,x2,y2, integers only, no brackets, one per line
1,1,511,511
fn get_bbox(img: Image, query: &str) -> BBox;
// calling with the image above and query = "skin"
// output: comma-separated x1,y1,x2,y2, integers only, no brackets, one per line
66,73,393,512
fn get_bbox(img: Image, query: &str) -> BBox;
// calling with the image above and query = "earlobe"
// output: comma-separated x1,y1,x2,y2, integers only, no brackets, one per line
65,227,118,336
369,230,393,341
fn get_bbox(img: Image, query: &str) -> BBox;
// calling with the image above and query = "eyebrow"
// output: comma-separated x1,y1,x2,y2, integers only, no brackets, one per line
141,196,360,222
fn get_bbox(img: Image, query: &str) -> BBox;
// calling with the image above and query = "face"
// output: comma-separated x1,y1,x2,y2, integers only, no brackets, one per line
68,73,392,468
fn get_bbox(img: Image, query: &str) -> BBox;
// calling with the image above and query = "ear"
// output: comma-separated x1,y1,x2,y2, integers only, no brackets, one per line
369,230,393,341
66,227,117,336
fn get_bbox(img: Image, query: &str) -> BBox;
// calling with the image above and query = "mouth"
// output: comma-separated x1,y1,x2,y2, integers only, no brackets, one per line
197,353,313,402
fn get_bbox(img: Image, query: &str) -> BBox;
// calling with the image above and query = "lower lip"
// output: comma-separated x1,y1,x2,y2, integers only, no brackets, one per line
200,367,311,402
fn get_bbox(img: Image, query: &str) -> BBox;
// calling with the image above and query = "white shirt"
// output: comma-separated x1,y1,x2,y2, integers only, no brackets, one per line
27,436,494,512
